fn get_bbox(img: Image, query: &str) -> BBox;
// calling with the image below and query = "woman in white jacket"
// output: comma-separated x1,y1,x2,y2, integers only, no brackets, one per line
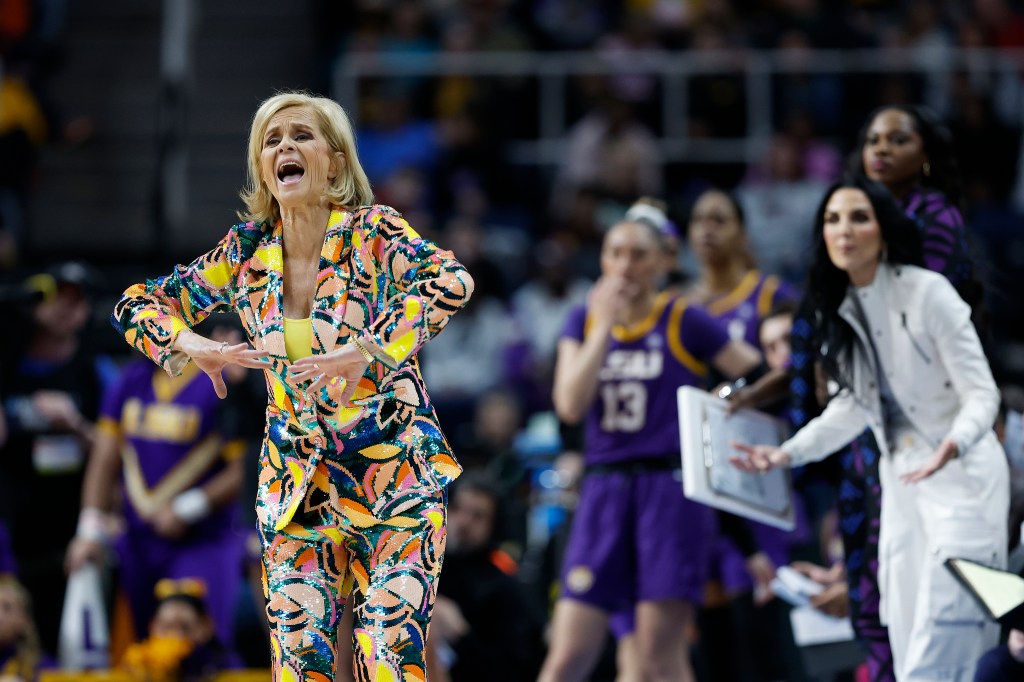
732,177,1009,681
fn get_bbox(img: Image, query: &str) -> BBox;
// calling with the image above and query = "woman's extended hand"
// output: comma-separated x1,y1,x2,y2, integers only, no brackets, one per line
290,344,370,404
729,442,791,472
900,437,959,484
175,330,272,399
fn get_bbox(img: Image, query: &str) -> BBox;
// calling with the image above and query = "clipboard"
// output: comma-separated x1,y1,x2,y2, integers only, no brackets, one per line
944,557,1024,630
677,385,795,530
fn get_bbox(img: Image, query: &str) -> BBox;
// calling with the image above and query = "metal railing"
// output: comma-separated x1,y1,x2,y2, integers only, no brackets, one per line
333,47,1024,165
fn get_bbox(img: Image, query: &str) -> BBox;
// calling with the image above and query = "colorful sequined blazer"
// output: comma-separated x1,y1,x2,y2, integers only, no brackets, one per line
113,205,474,531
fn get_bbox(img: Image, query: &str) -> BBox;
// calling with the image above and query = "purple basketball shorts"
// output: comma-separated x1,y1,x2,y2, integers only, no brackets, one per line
560,468,715,612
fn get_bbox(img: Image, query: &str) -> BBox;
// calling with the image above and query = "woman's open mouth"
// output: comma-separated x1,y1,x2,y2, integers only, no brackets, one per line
277,161,305,185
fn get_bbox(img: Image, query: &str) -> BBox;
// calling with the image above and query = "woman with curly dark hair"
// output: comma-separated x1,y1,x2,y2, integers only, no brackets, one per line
851,104,976,295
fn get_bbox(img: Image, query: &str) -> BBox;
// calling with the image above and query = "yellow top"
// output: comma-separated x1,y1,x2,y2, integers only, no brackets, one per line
283,317,312,362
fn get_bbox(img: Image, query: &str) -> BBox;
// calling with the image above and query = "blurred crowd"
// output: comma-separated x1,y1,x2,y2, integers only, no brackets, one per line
1,0,1024,681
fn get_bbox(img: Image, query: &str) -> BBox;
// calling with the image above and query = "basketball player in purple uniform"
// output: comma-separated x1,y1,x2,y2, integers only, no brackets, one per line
685,188,811,681
537,214,762,682
65,355,246,648
686,187,809,584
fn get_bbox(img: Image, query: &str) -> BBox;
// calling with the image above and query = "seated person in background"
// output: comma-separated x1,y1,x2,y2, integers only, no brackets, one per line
120,580,240,682
974,398,1024,682
0,576,55,681
429,472,545,682
726,300,800,412
65,324,247,648
974,630,1024,682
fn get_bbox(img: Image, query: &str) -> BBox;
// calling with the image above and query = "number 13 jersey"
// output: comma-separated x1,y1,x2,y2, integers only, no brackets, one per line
561,292,731,465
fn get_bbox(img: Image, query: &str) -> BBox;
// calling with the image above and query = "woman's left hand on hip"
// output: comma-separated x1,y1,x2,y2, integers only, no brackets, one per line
900,437,959,484
291,344,370,403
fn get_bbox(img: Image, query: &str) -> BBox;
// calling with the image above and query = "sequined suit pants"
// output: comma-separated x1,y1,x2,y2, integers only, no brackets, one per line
259,455,447,681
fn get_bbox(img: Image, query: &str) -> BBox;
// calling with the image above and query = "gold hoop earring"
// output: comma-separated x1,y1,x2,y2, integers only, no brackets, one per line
922,162,931,177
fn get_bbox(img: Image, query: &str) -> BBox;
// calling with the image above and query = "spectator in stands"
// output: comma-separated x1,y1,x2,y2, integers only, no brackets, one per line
736,132,830,282
686,20,748,148
0,575,53,681
0,261,113,654
974,629,1024,682
970,386,1024,682
509,238,591,412
554,91,662,218
948,85,1020,205
459,389,524,483
973,0,1024,49
356,83,440,187
459,389,531,553
524,0,616,50
0,68,46,264
64,322,247,649
594,12,665,110
120,580,240,682
419,286,516,448
429,473,545,682
772,29,844,139
450,0,532,53
420,217,516,445
378,0,439,59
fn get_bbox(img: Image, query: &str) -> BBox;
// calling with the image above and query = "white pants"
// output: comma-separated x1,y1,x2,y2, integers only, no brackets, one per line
877,431,1009,681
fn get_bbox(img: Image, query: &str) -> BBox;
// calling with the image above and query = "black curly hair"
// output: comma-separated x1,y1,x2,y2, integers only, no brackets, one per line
848,104,964,210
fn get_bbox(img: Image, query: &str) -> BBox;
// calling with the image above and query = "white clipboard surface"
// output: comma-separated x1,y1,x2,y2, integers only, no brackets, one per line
677,385,795,530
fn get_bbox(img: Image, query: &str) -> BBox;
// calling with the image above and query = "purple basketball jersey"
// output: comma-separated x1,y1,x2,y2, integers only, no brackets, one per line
705,271,809,586
561,293,731,464
704,271,797,347
98,361,239,535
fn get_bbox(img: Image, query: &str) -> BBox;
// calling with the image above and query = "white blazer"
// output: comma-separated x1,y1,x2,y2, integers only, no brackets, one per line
781,263,1000,465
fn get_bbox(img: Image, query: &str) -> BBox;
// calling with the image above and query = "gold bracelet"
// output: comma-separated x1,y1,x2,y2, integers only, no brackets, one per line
351,337,375,364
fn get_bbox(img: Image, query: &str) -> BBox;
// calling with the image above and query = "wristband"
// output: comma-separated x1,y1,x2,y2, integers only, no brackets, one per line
171,488,211,524
351,337,375,364
76,507,109,543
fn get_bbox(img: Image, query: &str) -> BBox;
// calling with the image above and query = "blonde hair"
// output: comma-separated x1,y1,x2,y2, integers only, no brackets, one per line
0,576,41,677
239,91,374,224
